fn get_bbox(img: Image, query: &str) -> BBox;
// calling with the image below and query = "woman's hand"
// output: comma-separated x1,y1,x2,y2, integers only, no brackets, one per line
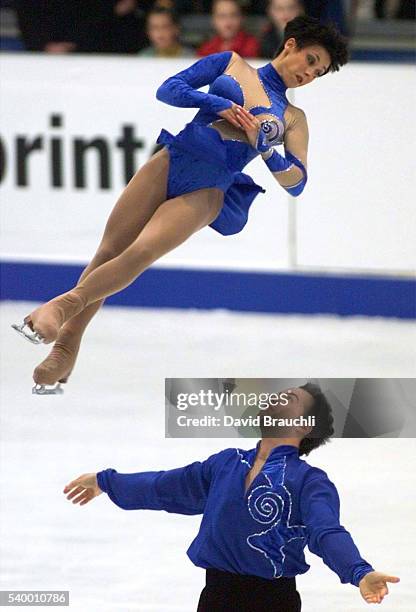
63,473,102,506
218,104,247,130
233,107,262,149
359,571,400,604
218,105,267,151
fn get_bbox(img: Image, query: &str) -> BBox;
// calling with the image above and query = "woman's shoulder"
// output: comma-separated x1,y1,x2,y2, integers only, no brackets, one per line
227,51,258,75
284,102,308,129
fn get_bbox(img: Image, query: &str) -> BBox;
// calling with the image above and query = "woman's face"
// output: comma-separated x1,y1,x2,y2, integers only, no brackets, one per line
280,38,331,88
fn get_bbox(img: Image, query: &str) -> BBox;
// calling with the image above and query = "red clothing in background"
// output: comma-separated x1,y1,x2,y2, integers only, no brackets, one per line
197,30,259,58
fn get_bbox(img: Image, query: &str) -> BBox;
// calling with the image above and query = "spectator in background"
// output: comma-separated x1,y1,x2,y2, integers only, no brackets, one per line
395,0,415,18
152,0,202,11
198,0,260,57
303,0,348,35
199,0,269,12
14,0,150,53
108,0,148,53
260,0,304,58
374,0,415,19
15,0,76,52
139,7,194,57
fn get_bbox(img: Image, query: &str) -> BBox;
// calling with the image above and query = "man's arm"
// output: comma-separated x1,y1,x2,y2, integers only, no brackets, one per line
302,471,400,604
64,453,219,515
97,458,214,514
302,472,375,586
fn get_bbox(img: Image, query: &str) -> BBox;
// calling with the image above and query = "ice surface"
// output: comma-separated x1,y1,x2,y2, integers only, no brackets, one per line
0,302,415,611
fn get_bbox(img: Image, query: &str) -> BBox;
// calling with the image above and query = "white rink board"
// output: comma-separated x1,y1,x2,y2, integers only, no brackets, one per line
0,55,415,273
294,63,416,272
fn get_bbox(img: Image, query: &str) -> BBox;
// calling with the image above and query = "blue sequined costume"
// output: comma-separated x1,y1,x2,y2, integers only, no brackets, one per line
156,51,307,236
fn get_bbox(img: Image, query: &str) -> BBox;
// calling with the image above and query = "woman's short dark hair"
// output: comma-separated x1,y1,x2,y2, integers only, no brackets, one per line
299,383,334,456
276,15,349,73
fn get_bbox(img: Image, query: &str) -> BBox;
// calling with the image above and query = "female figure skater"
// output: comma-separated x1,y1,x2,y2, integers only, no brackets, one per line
63,384,400,610
13,17,348,393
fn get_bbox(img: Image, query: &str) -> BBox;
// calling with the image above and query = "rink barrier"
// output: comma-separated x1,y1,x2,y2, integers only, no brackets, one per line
1,260,415,319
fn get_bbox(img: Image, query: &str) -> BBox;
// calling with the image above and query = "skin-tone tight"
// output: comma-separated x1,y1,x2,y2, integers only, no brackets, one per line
34,148,224,384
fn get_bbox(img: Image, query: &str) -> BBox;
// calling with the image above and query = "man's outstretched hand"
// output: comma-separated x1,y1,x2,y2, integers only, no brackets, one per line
63,473,102,506
359,571,400,604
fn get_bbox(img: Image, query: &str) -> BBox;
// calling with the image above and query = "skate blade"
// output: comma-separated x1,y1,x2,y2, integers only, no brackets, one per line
11,322,45,345
32,383,64,395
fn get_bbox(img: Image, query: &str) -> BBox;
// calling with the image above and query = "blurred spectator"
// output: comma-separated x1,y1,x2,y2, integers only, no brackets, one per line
198,0,260,57
198,0,269,12
15,1,76,52
152,0,204,11
139,7,195,57
14,0,150,53
396,0,415,18
303,0,348,35
105,0,149,53
375,0,415,18
260,0,304,58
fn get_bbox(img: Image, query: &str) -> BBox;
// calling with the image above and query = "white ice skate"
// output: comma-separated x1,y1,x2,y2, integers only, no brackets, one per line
32,382,64,395
11,321,45,344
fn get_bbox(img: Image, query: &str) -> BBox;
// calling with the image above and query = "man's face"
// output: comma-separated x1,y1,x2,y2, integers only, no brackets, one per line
259,387,315,438
147,14,178,50
269,0,303,31
261,387,314,419
213,1,242,41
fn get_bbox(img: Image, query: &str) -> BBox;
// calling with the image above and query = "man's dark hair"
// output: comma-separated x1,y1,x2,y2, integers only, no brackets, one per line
147,7,180,26
275,15,349,73
299,383,334,456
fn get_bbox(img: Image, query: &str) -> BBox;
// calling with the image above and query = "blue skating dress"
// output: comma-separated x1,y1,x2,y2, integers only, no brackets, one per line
156,51,298,236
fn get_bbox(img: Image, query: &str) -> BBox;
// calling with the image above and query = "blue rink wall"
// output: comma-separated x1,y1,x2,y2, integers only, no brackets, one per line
1,260,414,319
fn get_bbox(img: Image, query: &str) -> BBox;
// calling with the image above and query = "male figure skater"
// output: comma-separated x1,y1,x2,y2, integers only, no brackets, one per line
64,384,399,611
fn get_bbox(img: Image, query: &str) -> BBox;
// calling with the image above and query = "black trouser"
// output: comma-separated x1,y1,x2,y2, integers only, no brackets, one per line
197,569,302,612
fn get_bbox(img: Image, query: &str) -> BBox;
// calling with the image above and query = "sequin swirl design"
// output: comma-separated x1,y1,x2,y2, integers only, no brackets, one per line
260,118,285,146
237,451,307,578
248,484,284,525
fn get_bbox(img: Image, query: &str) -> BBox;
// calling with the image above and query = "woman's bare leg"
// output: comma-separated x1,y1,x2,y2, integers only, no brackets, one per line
73,187,224,303
28,187,223,345
33,149,170,385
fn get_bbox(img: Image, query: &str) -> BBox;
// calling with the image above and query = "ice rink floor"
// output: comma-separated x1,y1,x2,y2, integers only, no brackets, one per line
1,301,415,611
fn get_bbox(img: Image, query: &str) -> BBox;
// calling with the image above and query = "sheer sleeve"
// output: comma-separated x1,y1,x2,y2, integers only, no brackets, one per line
156,51,235,115
262,105,309,197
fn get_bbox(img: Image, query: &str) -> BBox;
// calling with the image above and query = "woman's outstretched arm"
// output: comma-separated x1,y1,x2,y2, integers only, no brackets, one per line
64,453,219,515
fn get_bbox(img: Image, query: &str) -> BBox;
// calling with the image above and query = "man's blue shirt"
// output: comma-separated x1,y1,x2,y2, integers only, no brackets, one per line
97,444,374,586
